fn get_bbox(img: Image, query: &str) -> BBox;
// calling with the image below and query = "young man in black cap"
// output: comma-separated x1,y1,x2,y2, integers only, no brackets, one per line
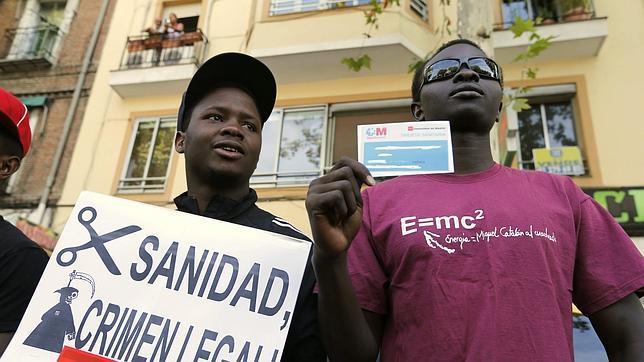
173,52,325,361
306,39,644,361
0,87,49,357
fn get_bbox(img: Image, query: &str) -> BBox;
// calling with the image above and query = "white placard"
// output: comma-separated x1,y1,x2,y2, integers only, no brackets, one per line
358,121,454,177
1,192,310,361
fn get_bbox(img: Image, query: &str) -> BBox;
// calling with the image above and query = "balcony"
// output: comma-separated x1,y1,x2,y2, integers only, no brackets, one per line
249,1,431,83
492,0,607,63
109,31,208,98
0,25,61,72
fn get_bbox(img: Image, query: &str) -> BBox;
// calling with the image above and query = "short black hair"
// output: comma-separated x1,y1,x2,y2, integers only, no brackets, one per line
0,125,24,158
411,38,502,102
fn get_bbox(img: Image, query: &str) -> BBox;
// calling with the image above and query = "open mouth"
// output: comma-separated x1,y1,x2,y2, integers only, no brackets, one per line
218,145,242,153
214,141,245,158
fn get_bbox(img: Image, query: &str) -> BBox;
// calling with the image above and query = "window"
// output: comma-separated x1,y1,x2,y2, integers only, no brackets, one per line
252,107,327,186
6,0,70,61
513,84,585,173
269,0,374,16
410,0,429,21
118,116,176,193
499,0,595,29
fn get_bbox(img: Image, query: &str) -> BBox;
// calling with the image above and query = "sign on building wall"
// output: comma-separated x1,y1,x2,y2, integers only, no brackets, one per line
532,146,585,176
1,192,311,361
583,187,644,236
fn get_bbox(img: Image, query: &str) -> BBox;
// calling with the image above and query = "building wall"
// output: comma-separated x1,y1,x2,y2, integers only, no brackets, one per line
0,0,115,229
54,0,643,248
501,0,644,187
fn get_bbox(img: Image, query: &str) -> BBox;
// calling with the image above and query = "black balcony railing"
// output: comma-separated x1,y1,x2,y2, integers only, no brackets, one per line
495,0,597,30
0,24,61,71
118,30,208,70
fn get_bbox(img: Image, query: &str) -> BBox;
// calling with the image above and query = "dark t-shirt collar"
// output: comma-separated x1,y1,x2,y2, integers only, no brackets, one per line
173,189,258,221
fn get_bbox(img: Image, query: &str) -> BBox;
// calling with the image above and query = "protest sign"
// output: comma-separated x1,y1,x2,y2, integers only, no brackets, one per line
358,121,454,177
1,192,311,362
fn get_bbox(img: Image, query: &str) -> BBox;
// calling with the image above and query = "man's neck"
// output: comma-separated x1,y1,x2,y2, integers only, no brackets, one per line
185,180,250,214
451,132,495,174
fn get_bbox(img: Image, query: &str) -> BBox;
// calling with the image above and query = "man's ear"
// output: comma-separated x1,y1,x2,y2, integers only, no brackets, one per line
411,102,424,121
0,155,20,180
174,131,185,154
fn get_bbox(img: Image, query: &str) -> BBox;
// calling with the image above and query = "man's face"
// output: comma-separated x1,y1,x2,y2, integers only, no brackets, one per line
414,43,503,134
175,87,262,188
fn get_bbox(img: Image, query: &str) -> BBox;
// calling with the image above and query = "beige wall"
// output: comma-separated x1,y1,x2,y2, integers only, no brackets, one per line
501,0,644,187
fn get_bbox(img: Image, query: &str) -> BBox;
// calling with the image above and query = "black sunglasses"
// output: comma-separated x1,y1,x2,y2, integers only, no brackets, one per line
419,56,502,92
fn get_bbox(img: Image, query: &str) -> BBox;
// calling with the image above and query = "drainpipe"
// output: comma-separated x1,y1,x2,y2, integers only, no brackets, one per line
32,0,111,225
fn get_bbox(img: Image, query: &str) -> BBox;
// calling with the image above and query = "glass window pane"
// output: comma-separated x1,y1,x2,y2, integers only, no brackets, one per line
517,106,545,162
502,0,529,24
545,102,578,147
125,121,155,179
147,119,175,178
255,111,282,175
277,109,324,180
573,315,608,361
301,0,319,11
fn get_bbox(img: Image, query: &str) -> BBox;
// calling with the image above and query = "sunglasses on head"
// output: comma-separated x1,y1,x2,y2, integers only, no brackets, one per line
419,56,502,91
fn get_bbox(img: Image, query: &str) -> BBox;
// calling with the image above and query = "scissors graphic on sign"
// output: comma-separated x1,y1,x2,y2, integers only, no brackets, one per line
56,206,142,275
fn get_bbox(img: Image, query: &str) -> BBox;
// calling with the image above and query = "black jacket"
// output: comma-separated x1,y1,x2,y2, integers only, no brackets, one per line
0,216,48,333
174,190,326,362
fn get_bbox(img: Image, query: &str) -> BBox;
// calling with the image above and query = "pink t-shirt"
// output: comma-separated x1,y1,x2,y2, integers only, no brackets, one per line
348,163,644,361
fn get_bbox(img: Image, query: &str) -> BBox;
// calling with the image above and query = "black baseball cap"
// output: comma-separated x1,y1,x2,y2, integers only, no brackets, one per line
177,52,277,131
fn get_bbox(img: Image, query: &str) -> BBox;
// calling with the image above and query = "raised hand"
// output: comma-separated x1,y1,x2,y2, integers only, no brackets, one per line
306,157,375,259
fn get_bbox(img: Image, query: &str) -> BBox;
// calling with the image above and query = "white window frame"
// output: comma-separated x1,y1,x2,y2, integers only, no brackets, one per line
506,84,584,171
269,0,376,16
8,0,79,62
410,0,429,21
251,105,328,187
117,116,176,194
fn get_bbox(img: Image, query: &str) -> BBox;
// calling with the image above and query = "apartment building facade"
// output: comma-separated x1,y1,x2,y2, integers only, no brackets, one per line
0,0,115,249
51,0,642,358
56,0,643,244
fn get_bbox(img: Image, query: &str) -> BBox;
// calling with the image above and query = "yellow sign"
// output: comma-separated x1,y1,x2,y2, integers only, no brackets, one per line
532,146,585,175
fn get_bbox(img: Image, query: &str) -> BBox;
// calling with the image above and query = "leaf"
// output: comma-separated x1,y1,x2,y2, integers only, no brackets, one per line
512,97,531,112
408,59,425,73
509,16,535,38
526,67,538,79
342,54,372,72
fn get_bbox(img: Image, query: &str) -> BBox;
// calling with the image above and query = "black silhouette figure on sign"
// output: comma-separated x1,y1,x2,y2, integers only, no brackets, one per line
23,271,95,353
56,206,141,275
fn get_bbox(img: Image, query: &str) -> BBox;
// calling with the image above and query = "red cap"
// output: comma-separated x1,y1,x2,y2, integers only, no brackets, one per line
0,87,31,156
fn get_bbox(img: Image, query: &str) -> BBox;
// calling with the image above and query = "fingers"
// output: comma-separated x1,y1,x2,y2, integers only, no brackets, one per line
321,168,361,203
331,157,375,187
306,190,349,226
308,157,374,223
307,180,357,223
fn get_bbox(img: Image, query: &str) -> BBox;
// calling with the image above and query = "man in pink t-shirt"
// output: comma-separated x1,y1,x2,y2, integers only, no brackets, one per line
305,39,644,361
